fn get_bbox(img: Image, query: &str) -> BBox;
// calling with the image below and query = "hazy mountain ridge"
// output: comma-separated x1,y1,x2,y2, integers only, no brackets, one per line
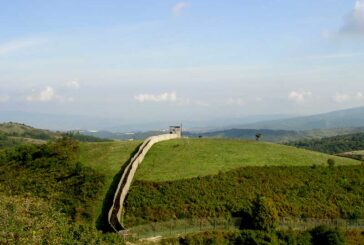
238,107,364,130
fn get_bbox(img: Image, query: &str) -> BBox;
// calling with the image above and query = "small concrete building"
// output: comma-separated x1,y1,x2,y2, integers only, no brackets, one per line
169,125,182,137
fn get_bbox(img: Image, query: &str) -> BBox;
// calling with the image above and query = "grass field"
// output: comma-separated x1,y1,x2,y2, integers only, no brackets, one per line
135,138,360,182
79,140,141,223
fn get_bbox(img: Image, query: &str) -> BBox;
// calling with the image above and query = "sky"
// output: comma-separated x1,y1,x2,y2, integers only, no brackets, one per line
0,0,364,127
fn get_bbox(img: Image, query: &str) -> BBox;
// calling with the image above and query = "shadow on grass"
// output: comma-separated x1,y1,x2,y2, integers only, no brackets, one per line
96,143,142,232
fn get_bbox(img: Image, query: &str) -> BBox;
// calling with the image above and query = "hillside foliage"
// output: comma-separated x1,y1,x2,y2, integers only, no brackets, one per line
125,166,364,226
0,138,105,221
287,133,364,154
66,131,113,142
0,137,125,243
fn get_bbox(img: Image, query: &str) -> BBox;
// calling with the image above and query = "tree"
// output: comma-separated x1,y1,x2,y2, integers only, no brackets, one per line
256,133,262,141
252,196,278,232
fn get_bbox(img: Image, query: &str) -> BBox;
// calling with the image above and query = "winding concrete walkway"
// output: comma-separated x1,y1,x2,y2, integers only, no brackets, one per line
108,133,180,232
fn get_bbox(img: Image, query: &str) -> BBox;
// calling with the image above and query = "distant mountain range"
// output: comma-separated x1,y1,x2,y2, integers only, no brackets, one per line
236,107,364,131
2,106,364,135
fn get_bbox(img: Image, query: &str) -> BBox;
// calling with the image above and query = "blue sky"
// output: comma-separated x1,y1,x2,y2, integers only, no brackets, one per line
0,0,364,126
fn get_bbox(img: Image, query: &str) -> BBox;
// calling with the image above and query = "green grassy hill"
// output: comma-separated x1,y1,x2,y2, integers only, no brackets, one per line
0,122,58,139
135,138,359,182
78,140,142,227
0,122,60,148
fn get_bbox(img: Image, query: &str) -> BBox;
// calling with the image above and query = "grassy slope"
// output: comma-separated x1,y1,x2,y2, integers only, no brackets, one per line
79,140,141,222
135,138,359,182
0,122,58,137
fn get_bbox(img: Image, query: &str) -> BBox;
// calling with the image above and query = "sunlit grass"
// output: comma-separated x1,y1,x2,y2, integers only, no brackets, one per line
135,138,360,182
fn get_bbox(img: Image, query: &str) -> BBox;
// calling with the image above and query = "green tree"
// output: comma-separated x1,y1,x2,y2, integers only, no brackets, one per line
252,196,278,232
256,133,262,141
327,158,336,168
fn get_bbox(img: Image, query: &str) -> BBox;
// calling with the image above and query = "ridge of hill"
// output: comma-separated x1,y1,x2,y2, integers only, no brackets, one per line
185,127,364,143
0,122,59,140
238,106,364,131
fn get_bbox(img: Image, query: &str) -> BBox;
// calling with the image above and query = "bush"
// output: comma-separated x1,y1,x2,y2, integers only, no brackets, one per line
310,225,345,245
124,166,364,226
238,230,278,245
328,159,336,168
0,137,105,222
252,196,278,232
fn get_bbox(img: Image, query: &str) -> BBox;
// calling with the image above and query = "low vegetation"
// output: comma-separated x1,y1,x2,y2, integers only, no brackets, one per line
66,131,113,142
160,224,351,245
125,165,364,226
0,137,126,244
0,188,123,244
135,138,359,181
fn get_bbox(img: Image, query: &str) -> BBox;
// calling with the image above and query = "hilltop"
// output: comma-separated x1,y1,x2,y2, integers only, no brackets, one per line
135,138,359,182
0,122,59,140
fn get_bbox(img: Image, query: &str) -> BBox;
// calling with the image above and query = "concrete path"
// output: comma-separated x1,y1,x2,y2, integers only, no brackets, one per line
108,134,180,232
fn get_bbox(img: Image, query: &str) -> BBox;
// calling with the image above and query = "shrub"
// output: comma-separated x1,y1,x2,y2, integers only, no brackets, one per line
296,231,313,245
327,159,336,168
238,230,278,245
252,196,278,232
310,225,345,245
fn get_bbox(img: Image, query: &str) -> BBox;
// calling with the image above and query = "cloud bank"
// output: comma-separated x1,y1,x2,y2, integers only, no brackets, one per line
134,92,177,103
26,86,56,102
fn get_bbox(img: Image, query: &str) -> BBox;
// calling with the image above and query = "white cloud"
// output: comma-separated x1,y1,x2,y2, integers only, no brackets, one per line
333,92,364,103
0,38,45,55
134,92,177,103
226,98,246,107
172,2,189,16
339,0,364,36
0,95,10,102
288,91,312,103
26,86,56,102
65,79,80,89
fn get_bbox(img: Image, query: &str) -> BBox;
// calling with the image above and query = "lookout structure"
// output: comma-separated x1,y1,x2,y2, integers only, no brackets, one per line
169,125,182,137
